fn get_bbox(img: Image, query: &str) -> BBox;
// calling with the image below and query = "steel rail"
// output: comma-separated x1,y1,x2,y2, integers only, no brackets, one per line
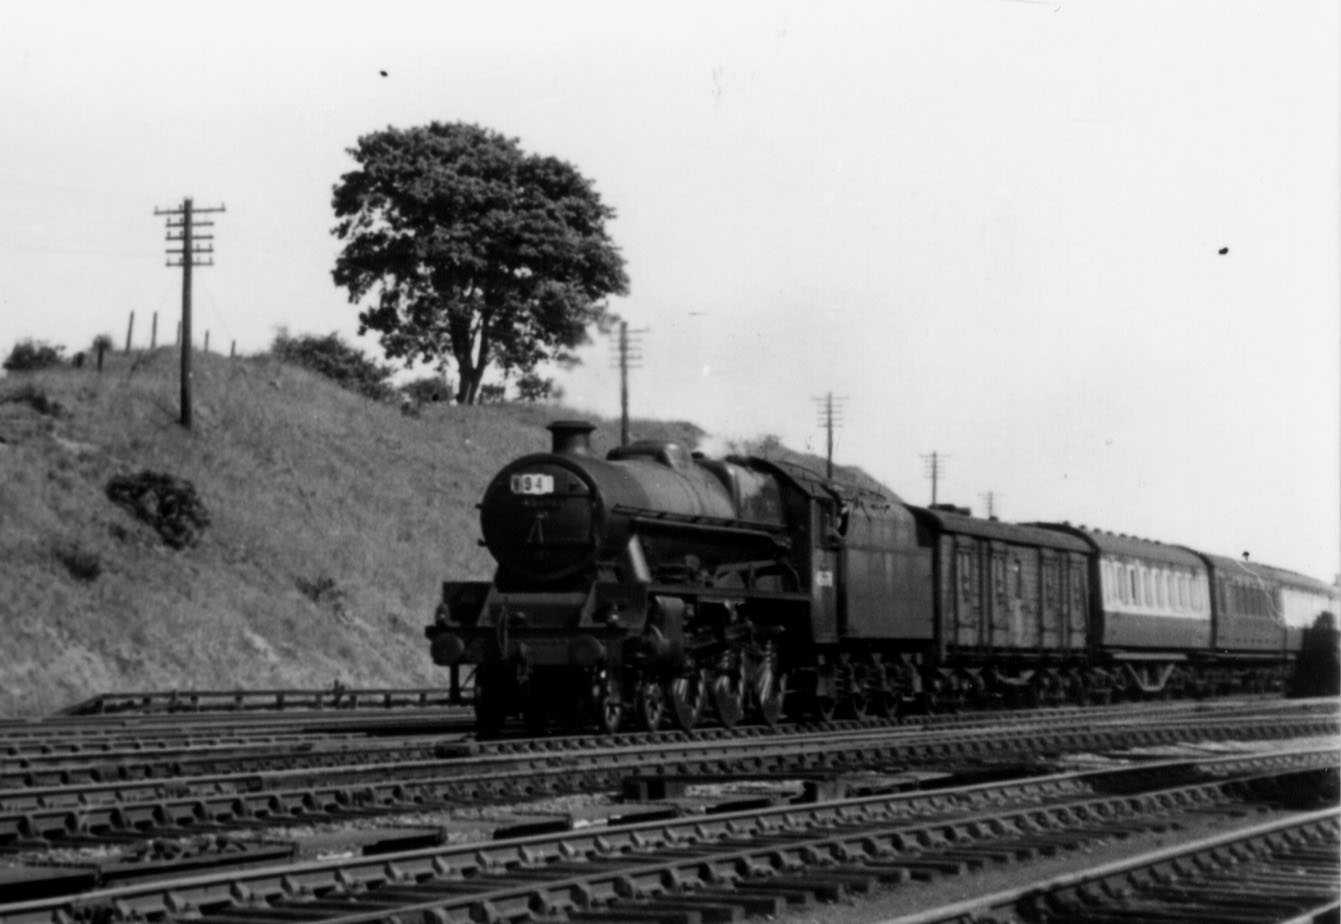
1,747,1332,923
56,688,463,717
894,806,1340,923
0,711,469,744
0,711,1334,849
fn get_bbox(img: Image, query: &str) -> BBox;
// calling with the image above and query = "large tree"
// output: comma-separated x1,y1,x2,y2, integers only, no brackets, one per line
331,122,629,404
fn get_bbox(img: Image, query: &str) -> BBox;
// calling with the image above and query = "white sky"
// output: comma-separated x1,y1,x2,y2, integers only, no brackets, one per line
1,1,1337,580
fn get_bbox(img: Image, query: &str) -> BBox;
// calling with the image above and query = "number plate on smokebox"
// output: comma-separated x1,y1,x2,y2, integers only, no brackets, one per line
510,473,555,495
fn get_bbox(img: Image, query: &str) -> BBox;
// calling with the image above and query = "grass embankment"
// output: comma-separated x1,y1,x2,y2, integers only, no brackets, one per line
0,349,703,716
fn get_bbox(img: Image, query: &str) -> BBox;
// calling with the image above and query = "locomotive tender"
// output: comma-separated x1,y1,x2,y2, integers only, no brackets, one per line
426,420,1338,735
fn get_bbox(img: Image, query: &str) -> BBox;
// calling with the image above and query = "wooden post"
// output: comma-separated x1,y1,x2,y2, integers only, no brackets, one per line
230,340,236,359
125,310,135,352
96,342,107,372
619,320,629,447
150,311,158,349
204,330,210,353
180,198,193,428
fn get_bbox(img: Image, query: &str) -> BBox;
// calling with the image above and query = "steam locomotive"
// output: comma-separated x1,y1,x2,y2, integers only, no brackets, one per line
426,421,1338,735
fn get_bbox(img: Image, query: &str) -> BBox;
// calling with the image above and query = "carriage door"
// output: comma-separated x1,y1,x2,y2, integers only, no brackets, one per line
1067,557,1088,650
1040,552,1062,649
988,545,1009,651
952,540,980,647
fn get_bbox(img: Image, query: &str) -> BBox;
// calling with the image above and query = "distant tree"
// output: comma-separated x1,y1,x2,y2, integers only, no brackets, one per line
271,331,394,402
331,122,629,404
3,339,65,372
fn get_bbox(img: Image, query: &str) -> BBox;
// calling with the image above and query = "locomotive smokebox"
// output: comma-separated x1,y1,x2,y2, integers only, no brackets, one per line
548,420,595,455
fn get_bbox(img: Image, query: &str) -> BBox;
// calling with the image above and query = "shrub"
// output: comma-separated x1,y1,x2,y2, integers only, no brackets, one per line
515,373,563,403
400,375,454,404
271,331,394,402
478,383,506,404
4,339,65,372
105,471,211,549
53,541,102,582
0,382,67,417
296,574,347,614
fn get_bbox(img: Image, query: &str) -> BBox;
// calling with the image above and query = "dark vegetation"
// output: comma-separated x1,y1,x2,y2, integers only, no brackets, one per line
105,471,211,550
1,382,67,417
4,339,65,372
271,331,395,402
52,541,102,582
399,375,455,405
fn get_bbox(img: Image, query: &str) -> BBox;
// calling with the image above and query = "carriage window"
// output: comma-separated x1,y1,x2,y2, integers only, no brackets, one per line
1011,556,1023,598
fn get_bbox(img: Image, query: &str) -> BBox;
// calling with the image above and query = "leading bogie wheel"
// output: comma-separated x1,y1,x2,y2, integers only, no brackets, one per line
591,669,623,734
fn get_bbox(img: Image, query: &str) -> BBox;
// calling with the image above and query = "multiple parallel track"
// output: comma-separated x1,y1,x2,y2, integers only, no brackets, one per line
1,747,1333,923
2,708,1335,849
3,696,1328,788
0,694,1333,923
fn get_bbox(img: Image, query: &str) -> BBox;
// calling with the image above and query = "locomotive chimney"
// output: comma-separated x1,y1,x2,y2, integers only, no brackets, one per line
548,420,595,455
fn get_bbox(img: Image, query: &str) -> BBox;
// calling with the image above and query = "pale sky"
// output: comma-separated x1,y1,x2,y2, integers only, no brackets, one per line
1,1,1337,580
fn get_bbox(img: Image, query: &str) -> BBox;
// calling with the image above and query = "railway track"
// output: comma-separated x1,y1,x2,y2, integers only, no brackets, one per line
57,687,462,717
3,696,1330,789
0,746,1332,923
905,807,1340,923
0,710,472,746
1,706,1335,848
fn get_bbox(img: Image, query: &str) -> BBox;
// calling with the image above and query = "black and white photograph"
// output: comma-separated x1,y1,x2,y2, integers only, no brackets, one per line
0,2,1338,921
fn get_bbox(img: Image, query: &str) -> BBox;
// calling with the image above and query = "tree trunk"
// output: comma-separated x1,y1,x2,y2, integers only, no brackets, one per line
457,366,484,404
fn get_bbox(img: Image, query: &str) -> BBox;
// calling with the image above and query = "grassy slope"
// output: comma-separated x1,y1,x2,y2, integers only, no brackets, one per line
0,350,706,716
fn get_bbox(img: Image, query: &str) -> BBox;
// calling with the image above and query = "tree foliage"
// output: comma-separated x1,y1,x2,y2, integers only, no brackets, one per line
271,331,394,402
331,122,629,404
4,339,65,372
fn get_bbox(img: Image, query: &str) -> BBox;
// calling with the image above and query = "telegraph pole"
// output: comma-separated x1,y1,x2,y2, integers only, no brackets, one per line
812,393,846,480
155,197,224,429
921,451,948,505
979,490,1002,519
609,320,646,447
